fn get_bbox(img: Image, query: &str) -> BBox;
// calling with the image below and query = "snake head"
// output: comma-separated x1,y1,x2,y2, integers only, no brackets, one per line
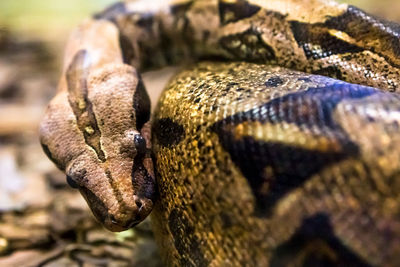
39,51,155,231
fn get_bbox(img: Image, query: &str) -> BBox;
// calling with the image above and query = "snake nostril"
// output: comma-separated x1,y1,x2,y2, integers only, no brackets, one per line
110,214,118,224
135,199,143,210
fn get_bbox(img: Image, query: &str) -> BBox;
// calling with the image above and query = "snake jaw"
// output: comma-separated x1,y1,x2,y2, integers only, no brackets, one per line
94,195,154,232
63,152,155,232
90,193,154,232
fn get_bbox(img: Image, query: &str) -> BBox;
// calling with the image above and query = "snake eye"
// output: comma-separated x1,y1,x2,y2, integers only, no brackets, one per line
66,175,79,189
134,134,147,156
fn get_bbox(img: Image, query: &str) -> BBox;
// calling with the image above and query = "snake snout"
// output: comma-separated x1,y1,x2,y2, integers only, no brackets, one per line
104,197,153,231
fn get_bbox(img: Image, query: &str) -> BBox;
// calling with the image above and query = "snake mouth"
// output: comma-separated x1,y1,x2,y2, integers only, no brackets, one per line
103,197,154,232
78,184,153,231
108,216,141,231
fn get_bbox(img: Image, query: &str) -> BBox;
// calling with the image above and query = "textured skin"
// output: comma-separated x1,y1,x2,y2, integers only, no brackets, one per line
152,62,400,266
39,0,400,266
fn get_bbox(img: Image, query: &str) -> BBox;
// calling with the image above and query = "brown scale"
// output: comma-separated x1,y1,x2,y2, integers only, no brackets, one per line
66,50,106,162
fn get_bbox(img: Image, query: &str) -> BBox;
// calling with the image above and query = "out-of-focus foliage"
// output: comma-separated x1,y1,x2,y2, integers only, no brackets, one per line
0,0,114,39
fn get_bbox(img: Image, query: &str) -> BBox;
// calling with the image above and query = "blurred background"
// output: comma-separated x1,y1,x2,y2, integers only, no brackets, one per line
0,0,398,266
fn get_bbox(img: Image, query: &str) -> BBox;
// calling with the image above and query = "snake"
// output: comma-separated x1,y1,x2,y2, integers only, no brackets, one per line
39,0,400,266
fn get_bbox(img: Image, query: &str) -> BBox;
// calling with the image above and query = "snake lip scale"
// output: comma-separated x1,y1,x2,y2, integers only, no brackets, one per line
40,0,400,265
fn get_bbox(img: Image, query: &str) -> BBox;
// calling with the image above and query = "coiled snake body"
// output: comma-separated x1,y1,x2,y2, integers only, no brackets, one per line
39,0,400,266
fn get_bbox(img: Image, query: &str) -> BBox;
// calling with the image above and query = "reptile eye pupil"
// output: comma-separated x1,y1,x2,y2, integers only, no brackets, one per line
66,175,79,189
134,134,147,155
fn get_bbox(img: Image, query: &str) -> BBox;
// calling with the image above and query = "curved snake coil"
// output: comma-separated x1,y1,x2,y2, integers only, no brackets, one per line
40,0,400,265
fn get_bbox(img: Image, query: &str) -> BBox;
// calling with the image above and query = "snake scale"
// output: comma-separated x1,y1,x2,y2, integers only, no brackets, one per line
39,0,400,266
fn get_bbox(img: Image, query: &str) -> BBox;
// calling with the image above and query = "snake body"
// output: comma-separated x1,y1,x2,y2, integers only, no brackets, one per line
39,0,400,266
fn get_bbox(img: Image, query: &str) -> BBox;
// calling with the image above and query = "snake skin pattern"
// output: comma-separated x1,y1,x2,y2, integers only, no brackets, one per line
39,0,400,266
